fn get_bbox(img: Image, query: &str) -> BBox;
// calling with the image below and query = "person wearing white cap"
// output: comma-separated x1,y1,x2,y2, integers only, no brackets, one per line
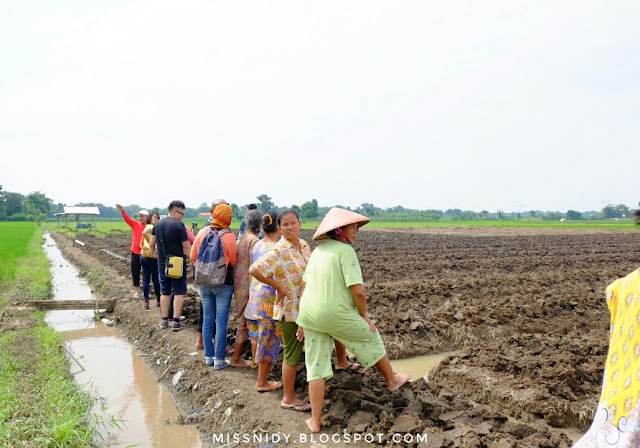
296,207,411,433
116,203,148,299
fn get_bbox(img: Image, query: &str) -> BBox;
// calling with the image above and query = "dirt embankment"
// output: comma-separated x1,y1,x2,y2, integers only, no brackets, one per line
43,228,636,447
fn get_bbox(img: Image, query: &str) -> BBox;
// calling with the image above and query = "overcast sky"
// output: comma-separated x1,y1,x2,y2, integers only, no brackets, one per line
1,1,638,212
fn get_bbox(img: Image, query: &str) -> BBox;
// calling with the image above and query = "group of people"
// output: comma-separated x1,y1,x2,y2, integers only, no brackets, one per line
119,200,410,432
117,201,195,323
118,200,640,440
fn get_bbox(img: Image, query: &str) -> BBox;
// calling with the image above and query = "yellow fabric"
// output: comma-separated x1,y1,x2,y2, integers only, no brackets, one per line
211,204,232,229
165,256,183,279
600,268,640,424
141,224,156,258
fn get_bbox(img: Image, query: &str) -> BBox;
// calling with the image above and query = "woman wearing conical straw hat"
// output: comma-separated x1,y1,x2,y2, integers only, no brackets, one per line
296,207,411,433
571,210,640,447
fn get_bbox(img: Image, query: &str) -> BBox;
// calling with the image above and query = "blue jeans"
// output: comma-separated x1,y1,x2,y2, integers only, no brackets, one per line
200,285,233,360
140,256,160,300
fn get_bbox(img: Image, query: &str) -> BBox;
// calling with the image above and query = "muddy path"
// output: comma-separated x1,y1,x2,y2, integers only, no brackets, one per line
46,228,639,447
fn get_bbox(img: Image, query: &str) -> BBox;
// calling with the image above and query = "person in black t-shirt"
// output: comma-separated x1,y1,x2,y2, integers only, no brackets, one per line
149,200,191,331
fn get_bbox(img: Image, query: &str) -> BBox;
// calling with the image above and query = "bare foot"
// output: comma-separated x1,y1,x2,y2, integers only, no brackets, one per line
255,380,283,393
230,358,252,368
388,372,411,392
305,417,321,433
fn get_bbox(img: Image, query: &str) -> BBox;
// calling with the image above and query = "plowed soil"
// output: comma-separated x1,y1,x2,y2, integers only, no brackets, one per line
46,227,640,447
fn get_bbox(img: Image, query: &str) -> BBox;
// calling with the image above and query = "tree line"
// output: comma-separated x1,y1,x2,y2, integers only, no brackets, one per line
0,186,636,222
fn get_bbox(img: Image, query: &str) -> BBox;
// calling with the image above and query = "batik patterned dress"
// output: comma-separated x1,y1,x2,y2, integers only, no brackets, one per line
246,239,280,364
233,233,259,343
573,268,640,447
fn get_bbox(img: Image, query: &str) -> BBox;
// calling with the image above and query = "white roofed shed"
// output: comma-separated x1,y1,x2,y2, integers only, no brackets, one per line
55,206,100,228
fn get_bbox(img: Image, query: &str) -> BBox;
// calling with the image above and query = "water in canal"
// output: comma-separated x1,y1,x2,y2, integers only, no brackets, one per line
43,233,204,447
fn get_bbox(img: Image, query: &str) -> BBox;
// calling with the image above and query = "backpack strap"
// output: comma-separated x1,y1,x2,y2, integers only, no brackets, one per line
197,227,215,262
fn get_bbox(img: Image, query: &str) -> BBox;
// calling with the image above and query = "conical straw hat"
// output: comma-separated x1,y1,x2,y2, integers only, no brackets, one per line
312,207,370,241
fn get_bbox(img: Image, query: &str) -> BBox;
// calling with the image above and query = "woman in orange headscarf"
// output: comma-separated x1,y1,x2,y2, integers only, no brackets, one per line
190,203,237,370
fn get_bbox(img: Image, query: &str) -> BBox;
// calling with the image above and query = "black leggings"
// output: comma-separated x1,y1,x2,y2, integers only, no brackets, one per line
168,292,196,322
197,302,203,332
131,252,141,287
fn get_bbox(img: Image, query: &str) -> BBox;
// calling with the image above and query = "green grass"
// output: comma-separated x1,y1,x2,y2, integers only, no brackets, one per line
87,267,108,295
5,228,52,306
0,318,95,446
0,222,36,282
0,225,98,447
0,223,50,308
361,219,637,230
45,218,243,236
44,217,637,235
305,218,636,230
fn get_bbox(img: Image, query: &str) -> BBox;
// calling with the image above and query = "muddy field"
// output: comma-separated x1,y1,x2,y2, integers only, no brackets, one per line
47,227,640,447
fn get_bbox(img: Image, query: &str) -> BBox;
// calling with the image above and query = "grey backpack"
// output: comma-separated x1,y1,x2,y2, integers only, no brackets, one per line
194,228,230,287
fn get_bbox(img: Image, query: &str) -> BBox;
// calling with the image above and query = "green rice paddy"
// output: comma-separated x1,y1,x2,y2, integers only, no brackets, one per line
0,222,36,281
45,217,636,236
0,222,96,446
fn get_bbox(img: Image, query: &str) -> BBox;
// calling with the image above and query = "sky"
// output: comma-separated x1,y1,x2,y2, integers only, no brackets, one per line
1,1,638,212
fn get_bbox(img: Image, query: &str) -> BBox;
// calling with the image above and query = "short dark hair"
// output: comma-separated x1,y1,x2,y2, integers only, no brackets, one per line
146,210,160,224
168,200,186,212
277,208,299,226
262,211,278,233
247,203,257,210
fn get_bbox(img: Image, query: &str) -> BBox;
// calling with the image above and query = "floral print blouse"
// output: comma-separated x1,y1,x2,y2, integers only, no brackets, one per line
251,237,311,322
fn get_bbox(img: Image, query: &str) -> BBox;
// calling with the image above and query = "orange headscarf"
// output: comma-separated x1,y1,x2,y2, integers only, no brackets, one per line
211,204,232,229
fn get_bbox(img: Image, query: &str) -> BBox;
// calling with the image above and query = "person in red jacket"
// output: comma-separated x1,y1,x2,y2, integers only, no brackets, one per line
116,204,147,299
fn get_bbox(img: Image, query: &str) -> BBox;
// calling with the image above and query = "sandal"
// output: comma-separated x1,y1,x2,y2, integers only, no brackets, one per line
280,402,311,412
335,362,361,372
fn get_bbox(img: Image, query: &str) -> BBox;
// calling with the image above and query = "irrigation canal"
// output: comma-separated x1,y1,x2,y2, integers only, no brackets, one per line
42,232,204,447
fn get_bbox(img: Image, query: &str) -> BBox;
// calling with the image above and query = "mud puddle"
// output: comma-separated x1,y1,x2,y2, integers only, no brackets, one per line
43,233,204,447
389,352,455,381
